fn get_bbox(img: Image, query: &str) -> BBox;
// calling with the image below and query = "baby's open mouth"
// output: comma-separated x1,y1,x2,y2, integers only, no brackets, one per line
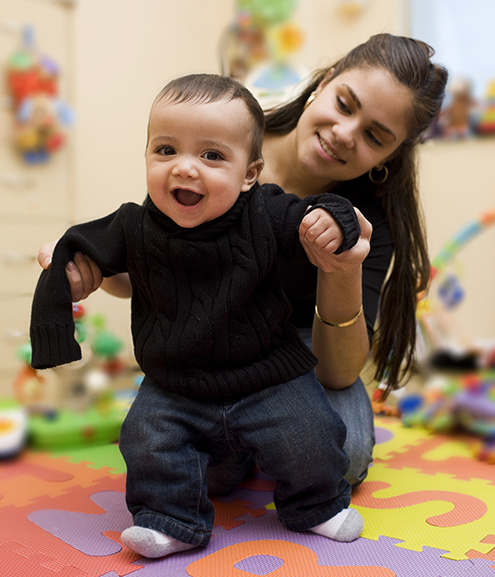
173,189,203,206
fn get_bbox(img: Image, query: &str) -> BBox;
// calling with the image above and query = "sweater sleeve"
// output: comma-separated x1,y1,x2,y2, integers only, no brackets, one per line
30,205,133,369
264,186,361,262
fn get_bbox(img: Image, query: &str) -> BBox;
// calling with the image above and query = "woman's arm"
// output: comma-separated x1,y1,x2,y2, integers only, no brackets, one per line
38,241,133,301
299,208,372,389
312,266,369,389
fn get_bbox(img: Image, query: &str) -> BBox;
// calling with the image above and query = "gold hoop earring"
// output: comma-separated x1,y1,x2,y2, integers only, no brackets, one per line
304,90,317,110
369,165,389,184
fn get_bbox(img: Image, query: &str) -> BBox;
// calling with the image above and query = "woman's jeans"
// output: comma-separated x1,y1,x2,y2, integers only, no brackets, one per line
207,329,375,496
119,371,351,547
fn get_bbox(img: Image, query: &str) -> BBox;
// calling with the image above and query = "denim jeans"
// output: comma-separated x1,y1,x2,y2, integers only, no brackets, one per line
207,328,375,495
119,371,351,546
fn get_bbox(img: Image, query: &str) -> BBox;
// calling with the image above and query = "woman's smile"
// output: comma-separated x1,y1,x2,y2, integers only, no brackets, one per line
316,133,345,164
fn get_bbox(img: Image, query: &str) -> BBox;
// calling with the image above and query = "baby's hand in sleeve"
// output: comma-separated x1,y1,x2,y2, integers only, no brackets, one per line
299,207,343,255
299,207,371,273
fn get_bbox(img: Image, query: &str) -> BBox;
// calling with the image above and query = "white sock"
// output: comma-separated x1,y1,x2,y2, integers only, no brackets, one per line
309,508,364,542
121,526,197,558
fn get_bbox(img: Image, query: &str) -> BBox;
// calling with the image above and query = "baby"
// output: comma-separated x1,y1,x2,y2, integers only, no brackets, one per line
30,73,364,558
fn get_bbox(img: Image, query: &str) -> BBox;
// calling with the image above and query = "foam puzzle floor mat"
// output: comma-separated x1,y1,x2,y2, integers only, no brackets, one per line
1,415,495,576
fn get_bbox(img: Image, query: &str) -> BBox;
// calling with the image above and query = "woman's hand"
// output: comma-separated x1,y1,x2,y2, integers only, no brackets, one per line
38,241,103,302
299,207,372,273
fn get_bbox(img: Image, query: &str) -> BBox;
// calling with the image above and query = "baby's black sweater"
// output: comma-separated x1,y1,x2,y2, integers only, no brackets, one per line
30,183,360,399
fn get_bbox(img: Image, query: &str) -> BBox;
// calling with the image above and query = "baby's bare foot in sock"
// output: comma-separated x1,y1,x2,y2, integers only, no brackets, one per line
309,508,364,542
121,526,196,558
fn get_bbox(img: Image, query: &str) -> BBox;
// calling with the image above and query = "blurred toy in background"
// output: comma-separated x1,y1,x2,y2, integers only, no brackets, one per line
12,304,138,450
335,0,369,17
41,303,125,413
398,371,495,463
90,313,126,377
389,207,495,462
373,208,495,417
437,76,478,139
220,0,307,109
14,342,44,407
0,398,27,459
416,207,495,373
476,79,495,135
5,24,74,164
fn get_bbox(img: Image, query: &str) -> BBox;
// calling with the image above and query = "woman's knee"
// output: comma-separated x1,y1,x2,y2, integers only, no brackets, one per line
344,428,374,486
322,377,375,487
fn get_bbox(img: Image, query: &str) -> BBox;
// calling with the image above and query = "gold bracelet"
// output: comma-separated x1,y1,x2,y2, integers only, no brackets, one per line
314,304,363,328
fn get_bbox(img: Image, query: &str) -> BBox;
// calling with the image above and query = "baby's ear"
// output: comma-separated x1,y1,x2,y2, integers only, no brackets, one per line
241,159,264,192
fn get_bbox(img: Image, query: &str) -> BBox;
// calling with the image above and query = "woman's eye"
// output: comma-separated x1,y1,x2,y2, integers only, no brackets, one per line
203,151,223,161
336,97,350,114
365,131,382,147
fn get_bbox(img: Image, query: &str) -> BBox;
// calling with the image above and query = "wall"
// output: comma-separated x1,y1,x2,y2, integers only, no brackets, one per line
418,138,495,346
298,0,402,71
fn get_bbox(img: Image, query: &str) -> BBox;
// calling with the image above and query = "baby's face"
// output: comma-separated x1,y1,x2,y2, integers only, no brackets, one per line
145,97,259,228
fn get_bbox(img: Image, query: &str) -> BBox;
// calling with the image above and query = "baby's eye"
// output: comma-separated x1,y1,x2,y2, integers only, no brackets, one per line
203,150,224,161
156,145,176,156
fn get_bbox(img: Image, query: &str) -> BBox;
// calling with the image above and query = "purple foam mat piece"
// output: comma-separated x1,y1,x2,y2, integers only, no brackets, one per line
28,490,132,556
375,426,395,445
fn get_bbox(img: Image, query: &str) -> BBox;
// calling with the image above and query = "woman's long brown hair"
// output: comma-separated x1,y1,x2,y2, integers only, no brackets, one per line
264,34,448,393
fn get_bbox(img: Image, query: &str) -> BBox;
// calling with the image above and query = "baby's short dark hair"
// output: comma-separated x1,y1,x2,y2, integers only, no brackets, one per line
154,73,265,162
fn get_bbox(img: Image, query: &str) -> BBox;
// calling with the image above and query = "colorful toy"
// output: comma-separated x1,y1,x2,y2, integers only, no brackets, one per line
437,76,478,139
399,371,495,462
395,208,495,460
429,208,495,283
374,208,495,462
476,79,495,134
89,313,125,376
221,0,306,109
6,25,74,164
27,404,127,450
11,302,135,450
416,207,495,367
0,398,27,458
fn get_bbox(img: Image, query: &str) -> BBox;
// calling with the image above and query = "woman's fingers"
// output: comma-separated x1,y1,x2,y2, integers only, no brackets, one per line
37,241,58,270
355,208,373,242
65,259,85,302
65,253,103,301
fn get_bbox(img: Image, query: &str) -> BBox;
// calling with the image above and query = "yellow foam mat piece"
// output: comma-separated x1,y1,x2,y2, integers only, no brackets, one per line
353,462,495,560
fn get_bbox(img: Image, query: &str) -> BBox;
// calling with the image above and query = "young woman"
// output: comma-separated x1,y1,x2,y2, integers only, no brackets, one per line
38,33,448,489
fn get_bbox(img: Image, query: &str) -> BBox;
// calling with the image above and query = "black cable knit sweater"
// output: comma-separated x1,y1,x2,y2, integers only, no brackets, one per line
30,182,360,399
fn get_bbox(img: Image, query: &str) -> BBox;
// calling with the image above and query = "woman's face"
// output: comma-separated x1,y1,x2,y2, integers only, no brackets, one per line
295,67,413,183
